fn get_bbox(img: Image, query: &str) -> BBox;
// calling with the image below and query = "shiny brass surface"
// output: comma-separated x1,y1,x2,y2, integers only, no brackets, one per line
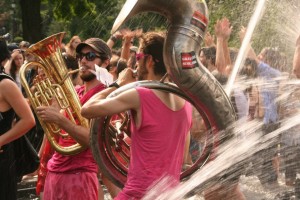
20,32,88,155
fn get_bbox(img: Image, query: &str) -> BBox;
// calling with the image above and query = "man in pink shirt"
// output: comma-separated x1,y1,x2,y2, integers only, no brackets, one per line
82,32,193,200
36,38,120,200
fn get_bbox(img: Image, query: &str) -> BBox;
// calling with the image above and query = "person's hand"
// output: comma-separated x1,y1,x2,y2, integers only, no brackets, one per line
134,29,143,38
204,32,215,47
112,30,124,40
221,18,232,41
36,104,62,124
120,29,136,43
116,68,136,86
11,49,22,59
214,18,232,41
239,26,247,43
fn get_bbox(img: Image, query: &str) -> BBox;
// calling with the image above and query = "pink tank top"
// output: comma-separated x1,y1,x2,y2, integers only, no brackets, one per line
47,84,105,174
116,87,193,200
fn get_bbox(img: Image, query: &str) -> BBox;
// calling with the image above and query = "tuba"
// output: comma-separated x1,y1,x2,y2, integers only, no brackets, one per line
20,32,89,155
90,0,236,187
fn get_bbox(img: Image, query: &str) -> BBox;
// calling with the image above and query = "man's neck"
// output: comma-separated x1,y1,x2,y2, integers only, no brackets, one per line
84,78,102,93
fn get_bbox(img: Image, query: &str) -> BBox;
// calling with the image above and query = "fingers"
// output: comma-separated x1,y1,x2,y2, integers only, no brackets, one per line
117,68,136,86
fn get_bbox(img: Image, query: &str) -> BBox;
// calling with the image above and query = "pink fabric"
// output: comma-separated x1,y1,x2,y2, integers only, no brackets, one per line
47,84,105,174
43,171,98,200
36,140,54,195
77,83,106,105
115,87,193,200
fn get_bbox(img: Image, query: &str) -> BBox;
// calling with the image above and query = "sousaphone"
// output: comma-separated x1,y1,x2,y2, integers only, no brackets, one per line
90,0,236,188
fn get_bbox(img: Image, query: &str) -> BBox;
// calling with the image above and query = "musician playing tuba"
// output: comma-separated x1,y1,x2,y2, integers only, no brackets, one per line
36,38,114,200
82,32,193,200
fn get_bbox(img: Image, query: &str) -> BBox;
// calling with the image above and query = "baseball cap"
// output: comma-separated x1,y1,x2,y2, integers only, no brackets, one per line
76,38,112,59
130,46,138,53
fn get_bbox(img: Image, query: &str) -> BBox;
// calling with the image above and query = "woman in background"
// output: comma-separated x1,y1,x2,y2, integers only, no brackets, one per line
0,39,35,199
65,35,81,58
4,48,25,89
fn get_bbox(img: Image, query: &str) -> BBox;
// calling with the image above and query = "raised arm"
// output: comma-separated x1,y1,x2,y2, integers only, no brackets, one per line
120,29,142,61
81,68,137,119
107,30,123,50
293,34,300,78
239,26,259,63
215,18,232,76
204,32,216,47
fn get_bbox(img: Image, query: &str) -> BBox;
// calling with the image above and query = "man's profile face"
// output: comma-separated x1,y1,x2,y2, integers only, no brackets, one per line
136,51,149,81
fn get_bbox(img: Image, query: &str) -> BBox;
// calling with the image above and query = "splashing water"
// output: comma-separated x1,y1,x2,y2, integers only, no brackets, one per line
77,1,300,200
225,0,267,96
141,76,300,200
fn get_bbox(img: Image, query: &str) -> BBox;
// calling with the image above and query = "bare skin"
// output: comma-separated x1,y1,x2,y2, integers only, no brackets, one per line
0,76,35,151
293,35,300,78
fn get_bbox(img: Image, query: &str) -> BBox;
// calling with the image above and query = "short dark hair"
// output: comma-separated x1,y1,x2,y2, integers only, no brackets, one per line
139,32,166,76
239,58,258,78
200,46,216,65
116,58,128,75
260,47,282,71
0,40,10,65
63,53,79,80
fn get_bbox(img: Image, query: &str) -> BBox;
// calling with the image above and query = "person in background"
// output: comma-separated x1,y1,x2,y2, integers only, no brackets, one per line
290,33,300,199
65,35,82,58
199,46,217,73
108,57,128,81
63,53,83,87
240,26,282,190
19,40,30,51
293,34,300,78
0,38,35,200
107,28,142,70
4,49,25,89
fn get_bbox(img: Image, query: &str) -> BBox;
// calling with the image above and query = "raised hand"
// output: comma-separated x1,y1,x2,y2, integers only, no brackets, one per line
214,18,232,41
204,32,216,47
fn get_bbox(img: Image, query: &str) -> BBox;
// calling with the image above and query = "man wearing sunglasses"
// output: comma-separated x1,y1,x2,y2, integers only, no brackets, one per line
81,32,193,200
37,38,120,200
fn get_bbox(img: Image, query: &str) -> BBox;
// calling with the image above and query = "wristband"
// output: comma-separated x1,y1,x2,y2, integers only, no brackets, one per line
109,81,120,88
110,35,118,43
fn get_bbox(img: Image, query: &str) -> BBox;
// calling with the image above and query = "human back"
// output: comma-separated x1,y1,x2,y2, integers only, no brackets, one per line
120,87,192,199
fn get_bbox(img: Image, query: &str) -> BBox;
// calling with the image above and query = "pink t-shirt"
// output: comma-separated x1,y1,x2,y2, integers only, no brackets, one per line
116,87,193,200
47,84,106,174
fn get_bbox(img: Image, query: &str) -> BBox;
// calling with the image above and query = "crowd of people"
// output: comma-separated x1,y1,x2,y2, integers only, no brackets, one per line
0,8,300,200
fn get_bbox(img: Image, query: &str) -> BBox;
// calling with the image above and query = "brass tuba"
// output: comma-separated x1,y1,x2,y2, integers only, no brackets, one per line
90,0,236,187
20,32,89,155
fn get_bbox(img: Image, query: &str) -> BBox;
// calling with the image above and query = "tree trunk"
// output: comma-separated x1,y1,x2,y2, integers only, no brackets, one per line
20,0,42,43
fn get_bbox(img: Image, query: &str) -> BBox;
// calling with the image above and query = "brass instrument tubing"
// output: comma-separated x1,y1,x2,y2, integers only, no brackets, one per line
59,69,80,85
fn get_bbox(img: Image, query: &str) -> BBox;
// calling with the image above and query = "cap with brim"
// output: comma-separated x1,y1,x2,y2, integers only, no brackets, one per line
76,38,112,59
130,46,138,53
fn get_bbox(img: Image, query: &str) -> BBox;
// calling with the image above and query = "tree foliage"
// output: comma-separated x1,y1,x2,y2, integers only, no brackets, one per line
206,0,300,68
2,0,300,64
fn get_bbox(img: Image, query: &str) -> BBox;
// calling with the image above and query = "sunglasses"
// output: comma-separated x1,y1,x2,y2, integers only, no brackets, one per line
76,52,101,61
136,53,149,61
